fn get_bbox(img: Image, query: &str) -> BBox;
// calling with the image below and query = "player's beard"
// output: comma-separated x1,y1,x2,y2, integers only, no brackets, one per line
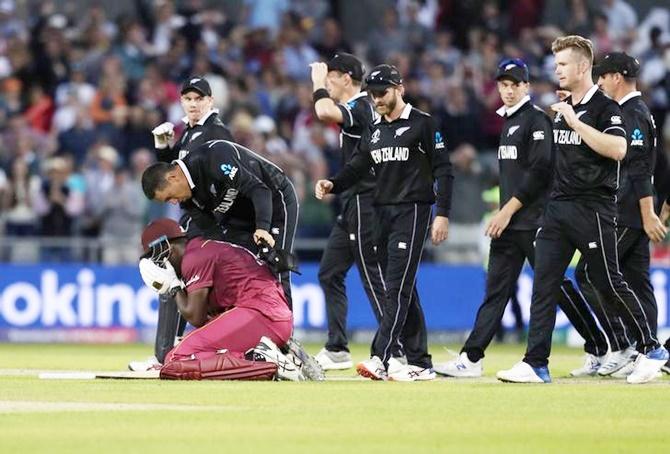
377,92,397,116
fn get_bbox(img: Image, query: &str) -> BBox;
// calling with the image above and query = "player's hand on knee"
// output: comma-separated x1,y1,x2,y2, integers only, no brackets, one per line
431,216,449,245
642,212,668,243
253,229,275,248
151,122,175,149
315,180,333,200
139,258,184,294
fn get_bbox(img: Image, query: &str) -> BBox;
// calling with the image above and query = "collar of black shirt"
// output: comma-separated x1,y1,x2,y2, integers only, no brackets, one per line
496,95,530,118
181,108,219,127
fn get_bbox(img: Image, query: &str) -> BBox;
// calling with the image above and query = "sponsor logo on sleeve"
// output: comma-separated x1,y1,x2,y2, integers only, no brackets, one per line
434,131,445,149
220,164,238,180
532,130,545,141
631,128,644,146
610,115,622,125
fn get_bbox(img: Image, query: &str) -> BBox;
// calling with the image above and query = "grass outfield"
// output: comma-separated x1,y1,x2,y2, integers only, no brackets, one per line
0,343,667,453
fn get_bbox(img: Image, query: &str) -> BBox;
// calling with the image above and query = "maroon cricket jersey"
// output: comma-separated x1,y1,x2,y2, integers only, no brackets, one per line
180,237,292,322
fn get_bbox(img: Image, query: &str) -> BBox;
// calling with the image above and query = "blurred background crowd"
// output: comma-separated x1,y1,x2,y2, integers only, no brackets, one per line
1,0,670,264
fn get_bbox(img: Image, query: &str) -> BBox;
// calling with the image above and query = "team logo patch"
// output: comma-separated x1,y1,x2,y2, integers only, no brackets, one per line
505,63,516,71
189,131,202,142
631,128,644,146
435,131,445,149
507,125,520,137
532,131,545,141
576,111,587,120
395,126,411,138
220,164,238,180
190,78,201,84
610,116,622,125
371,129,381,144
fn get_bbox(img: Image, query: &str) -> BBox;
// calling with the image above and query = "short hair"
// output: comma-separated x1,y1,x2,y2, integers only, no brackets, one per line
141,162,174,199
551,35,594,65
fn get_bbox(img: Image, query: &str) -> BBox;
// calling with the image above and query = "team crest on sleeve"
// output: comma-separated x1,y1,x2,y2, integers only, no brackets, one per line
631,128,644,146
371,129,381,144
220,163,238,180
434,131,445,149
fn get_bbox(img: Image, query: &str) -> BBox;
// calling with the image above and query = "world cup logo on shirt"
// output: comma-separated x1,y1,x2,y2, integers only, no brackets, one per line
371,129,381,144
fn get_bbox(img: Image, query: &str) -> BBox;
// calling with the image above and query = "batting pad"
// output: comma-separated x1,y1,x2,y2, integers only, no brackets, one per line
39,370,160,380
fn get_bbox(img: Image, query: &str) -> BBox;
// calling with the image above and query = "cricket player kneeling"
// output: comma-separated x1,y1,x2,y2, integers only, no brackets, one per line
139,218,303,381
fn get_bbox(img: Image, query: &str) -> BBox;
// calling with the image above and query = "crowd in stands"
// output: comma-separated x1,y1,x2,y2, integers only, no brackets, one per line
0,0,669,263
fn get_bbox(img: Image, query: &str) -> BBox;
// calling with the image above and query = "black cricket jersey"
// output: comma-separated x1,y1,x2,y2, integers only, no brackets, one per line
617,92,658,229
496,96,555,230
330,103,454,216
551,85,627,204
156,110,233,162
336,91,377,201
178,140,290,233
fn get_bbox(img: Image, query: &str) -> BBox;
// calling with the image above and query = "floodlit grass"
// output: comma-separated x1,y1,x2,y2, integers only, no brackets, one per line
0,343,667,453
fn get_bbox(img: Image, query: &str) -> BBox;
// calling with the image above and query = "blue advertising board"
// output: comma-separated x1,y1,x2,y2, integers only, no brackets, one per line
0,264,668,342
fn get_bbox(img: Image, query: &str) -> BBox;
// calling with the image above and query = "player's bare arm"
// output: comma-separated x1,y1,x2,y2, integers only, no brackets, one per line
310,62,344,123
551,102,626,160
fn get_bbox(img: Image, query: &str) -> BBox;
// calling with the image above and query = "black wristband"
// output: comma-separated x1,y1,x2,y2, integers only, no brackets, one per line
312,88,330,103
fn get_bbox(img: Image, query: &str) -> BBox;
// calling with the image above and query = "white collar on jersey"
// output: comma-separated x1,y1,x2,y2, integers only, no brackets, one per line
618,90,642,106
345,91,368,104
375,102,413,125
496,95,530,117
174,159,195,189
181,108,219,126
573,84,599,106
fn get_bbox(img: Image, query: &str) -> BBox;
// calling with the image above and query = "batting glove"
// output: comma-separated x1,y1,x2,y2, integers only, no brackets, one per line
151,122,175,149
139,258,184,295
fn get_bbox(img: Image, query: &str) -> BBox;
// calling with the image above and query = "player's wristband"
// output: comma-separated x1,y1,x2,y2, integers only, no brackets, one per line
312,88,330,103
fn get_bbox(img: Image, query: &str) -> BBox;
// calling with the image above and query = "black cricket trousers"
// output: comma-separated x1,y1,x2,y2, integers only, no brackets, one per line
524,200,661,368
371,203,432,369
318,193,386,352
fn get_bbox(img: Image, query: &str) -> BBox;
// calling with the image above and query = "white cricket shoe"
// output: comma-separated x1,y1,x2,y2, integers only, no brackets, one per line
128,356,161,372
627,347,669,384
356,356,387,380
597,346,637,376
387,357,436,381
252,336,305,381
570,353,605,377
497,361,551,383
314,348,353,371
610,357,638,378
434,352,482,378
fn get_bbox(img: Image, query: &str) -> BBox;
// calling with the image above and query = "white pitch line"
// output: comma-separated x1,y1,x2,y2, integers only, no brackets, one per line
0,401,240,414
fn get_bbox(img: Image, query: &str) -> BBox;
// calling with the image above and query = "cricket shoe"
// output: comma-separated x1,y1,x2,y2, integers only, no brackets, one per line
387,357,435,382
251,336,305,381
314,348,353,371
627,346,669,384
569,353,605,377
662,358,670,375
610,356,638,378
597,346,637,376
128,356,161,372
283,338,325,381
434,352,482,378
497,361,551,383
356,356,387,380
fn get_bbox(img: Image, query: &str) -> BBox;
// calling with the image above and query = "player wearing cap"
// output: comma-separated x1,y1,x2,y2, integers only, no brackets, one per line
309,53,388,370
137,218,303,381
558,52,667,381
130,77,238,372
497,36,669,384
316,64,454,381
434,58,606,377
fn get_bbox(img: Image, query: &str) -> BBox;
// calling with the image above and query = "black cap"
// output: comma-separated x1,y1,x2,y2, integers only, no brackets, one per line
181,76,212,97
327,53,365,81
364,64,403,91
495,58,529,83
594,52,640,78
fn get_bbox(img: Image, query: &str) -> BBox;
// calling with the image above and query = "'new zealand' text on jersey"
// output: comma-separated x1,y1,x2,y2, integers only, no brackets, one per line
330,103,453,216
551,85,627,203
617,92,658,229
178,140,290,233
336,92,378,201
496,97,555,230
